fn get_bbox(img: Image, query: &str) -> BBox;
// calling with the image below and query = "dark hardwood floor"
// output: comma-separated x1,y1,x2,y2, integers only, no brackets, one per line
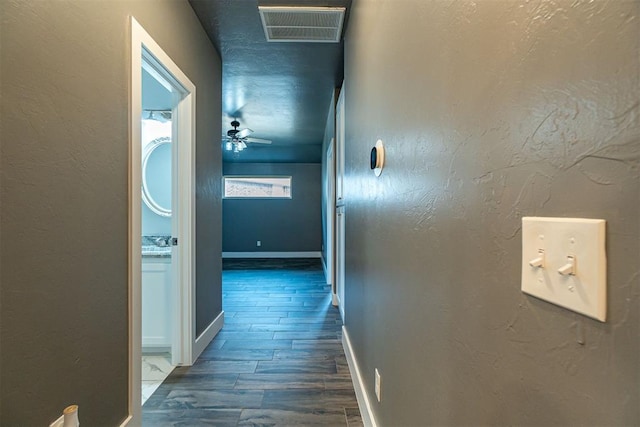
143,258,363,426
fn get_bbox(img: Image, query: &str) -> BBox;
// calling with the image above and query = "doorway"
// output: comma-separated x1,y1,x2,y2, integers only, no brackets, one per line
140,78,174,403
129,17,196,424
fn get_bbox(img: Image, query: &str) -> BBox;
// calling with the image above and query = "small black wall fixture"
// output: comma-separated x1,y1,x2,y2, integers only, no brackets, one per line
370,139,385,176
370,147,378,169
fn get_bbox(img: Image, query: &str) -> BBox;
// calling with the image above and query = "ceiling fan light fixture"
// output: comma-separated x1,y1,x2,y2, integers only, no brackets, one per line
258,6,346,43
223,120,272,154
236,128,253,139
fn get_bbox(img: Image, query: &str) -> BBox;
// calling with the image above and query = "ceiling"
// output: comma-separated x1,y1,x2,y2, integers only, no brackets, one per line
189,0,351,163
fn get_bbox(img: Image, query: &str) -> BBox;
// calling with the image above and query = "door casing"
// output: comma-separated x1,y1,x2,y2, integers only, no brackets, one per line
128,16,196,425
335,87,346,320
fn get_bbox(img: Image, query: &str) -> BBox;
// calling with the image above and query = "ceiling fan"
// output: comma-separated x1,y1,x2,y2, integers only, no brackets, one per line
223,120,272,152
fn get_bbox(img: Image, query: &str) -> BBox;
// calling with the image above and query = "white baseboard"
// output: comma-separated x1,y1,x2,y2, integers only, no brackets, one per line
222,251,321,258
342,326,378,427
332,293,339,307
192,311,224,362
322,255,329,283
49,414,64,427
52,409,132,427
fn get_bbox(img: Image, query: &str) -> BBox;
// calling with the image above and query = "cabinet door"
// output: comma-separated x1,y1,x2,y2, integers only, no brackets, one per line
142,261,171,348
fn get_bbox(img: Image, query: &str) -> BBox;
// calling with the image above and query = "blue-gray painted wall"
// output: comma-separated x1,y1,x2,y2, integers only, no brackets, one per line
0,1,222,424
223,163,322,253
342,1,639,425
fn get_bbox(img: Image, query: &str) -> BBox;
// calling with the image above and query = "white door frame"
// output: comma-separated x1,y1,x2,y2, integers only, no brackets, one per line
128,17,196,425
335,87,346,320
327,139,338,304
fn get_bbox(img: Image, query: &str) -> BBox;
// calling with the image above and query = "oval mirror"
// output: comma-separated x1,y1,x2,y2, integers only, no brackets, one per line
142,137,172,217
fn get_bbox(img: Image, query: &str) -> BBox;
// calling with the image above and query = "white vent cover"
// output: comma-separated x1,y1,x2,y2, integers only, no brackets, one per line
258,6,346,43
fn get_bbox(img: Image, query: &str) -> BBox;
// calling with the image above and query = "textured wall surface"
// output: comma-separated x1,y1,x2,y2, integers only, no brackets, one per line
223,163,322,252
0,0,221,424
343,0,639,425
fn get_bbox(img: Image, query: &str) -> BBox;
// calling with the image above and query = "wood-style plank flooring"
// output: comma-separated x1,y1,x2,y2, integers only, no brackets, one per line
143,258,362,426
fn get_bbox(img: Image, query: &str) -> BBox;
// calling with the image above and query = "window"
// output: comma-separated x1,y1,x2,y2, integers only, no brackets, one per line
223,176,292,199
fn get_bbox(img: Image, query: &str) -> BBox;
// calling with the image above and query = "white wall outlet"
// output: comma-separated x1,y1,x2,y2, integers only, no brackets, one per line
374,368,381,402
256,240,261,247
522,217,607,321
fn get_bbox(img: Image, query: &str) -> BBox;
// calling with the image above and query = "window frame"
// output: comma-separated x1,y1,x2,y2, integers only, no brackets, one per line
222,175,293,199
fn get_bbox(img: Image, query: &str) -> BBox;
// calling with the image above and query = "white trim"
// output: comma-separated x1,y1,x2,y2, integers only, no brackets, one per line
222,251,322,258
222,175,293,199
129,18,144,426
326,138,336,288
51,412,134,427
49,415,63,427
130,16,196,425
169,58,196,368
342,326,378,427
192,311,225,362
322,254,329,284
332,293,339,307
335,87,346,321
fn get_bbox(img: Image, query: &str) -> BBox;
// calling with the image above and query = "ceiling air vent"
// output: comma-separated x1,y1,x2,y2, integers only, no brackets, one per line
258,6,346,43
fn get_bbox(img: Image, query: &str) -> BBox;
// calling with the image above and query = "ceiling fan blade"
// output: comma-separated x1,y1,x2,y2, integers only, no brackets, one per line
245,137,272,144
235,128,253,139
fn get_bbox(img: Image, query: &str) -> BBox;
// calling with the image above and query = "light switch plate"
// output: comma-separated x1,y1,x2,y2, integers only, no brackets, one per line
374,368,381,402
522,217,607,321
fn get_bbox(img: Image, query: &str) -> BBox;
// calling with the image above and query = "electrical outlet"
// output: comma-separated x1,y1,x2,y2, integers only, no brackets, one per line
256,240,261,247
375,368,381,402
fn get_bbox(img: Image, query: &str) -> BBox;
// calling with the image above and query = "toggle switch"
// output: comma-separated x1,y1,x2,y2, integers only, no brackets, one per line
529,249,545,268
521,217,607,322
558,255,576,276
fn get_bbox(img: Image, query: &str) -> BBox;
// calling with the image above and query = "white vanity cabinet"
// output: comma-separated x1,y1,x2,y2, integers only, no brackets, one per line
142,256,172,350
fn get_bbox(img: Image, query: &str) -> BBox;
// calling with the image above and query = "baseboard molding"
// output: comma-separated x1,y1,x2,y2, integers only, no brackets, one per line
192,311,224,362
49,414,64,427
55,413,132,427
222,251,322,259
342,326,378,427
322,255,329,283
332,293,339,307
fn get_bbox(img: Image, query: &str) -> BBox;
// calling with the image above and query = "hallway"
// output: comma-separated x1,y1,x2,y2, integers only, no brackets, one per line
142,259,362,426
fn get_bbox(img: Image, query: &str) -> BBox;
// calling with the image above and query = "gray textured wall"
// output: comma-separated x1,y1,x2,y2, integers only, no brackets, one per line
0,0,222,425
343,1,639,425
223,163,322,253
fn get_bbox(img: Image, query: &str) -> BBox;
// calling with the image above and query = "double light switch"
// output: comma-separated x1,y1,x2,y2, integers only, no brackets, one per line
521,217,607,322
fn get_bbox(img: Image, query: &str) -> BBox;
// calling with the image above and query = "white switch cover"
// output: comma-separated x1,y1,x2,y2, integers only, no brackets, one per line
522,217,606,322
374,368,381,402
